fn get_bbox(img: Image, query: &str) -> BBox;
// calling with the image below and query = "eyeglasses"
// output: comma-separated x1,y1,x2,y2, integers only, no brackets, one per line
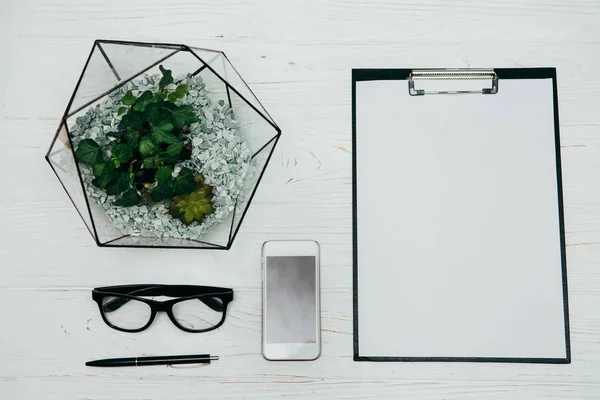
92,284,234,333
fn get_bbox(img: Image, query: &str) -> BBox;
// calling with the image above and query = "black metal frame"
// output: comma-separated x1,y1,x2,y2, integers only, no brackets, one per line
45,39,282,250
92,284,234,333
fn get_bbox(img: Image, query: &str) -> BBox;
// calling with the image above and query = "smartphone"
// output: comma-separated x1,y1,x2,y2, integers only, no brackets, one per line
262,240,321,361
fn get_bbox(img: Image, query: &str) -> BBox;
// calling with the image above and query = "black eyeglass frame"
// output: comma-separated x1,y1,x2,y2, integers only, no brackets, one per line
92,284,234,333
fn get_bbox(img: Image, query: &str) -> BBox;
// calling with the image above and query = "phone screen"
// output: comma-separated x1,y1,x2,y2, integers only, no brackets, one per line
265,256,317,344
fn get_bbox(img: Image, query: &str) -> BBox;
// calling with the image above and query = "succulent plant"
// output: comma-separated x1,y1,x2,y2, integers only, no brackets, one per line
169,184,214,225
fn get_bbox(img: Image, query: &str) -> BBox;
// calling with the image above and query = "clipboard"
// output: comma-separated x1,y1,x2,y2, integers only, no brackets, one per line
352,68,570,363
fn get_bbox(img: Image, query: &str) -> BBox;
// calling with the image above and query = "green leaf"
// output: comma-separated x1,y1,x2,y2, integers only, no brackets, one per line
75,139,103,164
91,161,119,188
132,90,153,112
117,106,127,116
142,156,159,169
150,122,177,145
144,101,172,125
153,91,167,102
167,141,183,156
189,189,207,201
122,90,136,106
151,181,172,202
92,162,110,178
171,105,198,129
157,141,183,164
172,167,197,196
157,153,176,165
105,174,131,196
155,166,173,184
123,130,140,146
114,189,141,207
158,65,174,90
118,110,147,130
110,142,133,163
168,84,188,102
96,168,119,188
138,138,161,157
183,209,195,224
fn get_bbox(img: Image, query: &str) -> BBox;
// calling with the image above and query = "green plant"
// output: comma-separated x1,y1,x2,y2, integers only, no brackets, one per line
169,184,214,226
74,65,214,224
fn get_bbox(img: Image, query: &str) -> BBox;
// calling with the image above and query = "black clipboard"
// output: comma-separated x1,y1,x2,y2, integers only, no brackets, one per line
352,68,570,363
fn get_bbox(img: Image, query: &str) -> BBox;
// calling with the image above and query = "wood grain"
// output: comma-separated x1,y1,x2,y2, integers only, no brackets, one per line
1,0,600,398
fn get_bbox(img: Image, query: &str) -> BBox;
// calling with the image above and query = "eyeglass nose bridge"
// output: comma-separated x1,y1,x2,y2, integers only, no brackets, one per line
153,301,172,313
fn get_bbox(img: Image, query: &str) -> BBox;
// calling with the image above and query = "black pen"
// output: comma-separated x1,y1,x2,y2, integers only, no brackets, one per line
86,354,218,367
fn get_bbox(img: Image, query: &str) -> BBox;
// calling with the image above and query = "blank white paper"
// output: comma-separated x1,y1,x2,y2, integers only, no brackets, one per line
356,78,567,359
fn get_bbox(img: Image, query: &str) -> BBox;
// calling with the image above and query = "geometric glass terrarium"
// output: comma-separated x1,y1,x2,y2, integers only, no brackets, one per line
46,40,281,249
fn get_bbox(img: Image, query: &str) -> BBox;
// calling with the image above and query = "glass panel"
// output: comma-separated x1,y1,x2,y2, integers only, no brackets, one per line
98,41,181,84
187,47,225,76
187,54,229,104
172,296,224,330
67,42,181,116
57,114,130,244
227,87,279,154
154,49,205,82
101,296,152,330
230,135,278,242
191,47,277,127
46,123,95,239
67,45,120,116
199,211,232,248
89,196,129,244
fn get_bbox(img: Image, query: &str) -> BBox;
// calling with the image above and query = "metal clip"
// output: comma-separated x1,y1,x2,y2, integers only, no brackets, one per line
408,69,498,96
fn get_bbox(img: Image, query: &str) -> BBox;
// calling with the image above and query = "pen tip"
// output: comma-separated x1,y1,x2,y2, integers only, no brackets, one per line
210,355,219,361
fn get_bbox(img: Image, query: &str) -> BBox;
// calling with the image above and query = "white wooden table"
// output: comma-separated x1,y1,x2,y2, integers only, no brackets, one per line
1,0,599,398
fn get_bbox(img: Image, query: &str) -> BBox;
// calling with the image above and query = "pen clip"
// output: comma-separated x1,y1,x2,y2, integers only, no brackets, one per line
168,363,210,369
